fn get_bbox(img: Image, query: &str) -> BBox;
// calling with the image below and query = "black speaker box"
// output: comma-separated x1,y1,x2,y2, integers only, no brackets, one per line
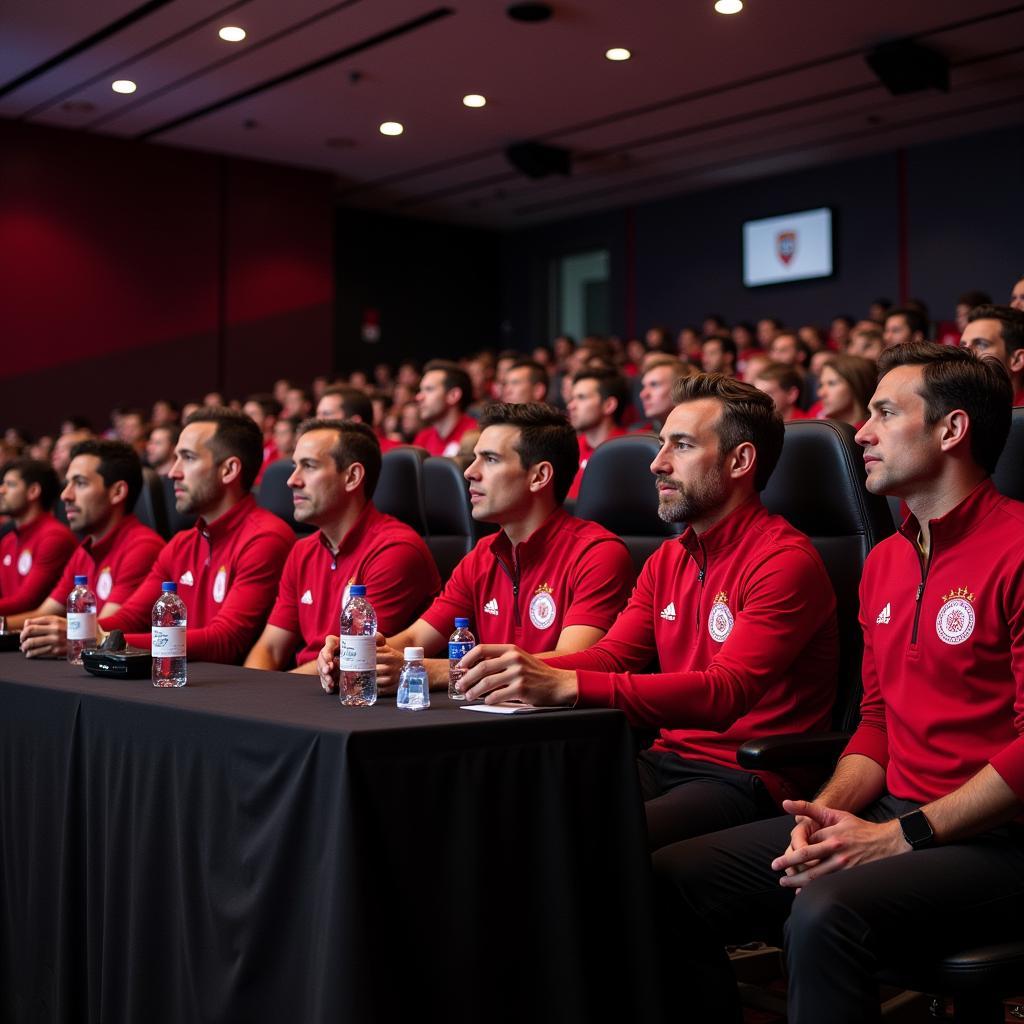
505,141,572,179
866,39,949,96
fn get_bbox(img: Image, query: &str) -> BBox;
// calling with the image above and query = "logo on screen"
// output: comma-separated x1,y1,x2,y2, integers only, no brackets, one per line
776,231,797,266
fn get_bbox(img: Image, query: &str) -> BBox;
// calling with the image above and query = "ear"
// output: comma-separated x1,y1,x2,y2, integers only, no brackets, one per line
601,395,619,420
26,481,42,504
939,409,971,455
446,387,464,409
109,480,129,508
343,461,365,494
527,459,554,495
1009,349,1024,376
727,441,757,482
220,455,243,487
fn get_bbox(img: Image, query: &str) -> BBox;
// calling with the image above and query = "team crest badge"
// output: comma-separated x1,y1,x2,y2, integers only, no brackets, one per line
212,565,228,604
708,591,735,643
96,567,113,601
936,587,975,645
776,230,797,266
17,550,32,576
529,583,557,630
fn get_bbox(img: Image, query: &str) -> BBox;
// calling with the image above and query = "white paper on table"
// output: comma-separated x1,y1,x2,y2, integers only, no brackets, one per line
459,702,568,715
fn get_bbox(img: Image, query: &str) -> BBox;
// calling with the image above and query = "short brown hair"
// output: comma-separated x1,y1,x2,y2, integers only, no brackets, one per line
422,360,472,411
671,373,784,491
752,361,802,394
183,406,264,492
877,342,1011,474
297,419,382,499
642,356,694,380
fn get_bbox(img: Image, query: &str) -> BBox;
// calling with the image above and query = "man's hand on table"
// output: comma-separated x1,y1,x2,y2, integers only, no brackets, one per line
456,644,578,706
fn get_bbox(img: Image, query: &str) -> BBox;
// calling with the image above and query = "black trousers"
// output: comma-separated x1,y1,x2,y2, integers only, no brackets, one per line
637,748,778,851
652,796,1024,1024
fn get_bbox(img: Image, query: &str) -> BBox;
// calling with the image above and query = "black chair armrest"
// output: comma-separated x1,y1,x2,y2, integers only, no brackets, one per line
737,732,851,771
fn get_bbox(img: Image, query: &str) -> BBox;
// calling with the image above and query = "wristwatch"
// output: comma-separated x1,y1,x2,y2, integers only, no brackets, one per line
898,808,935,850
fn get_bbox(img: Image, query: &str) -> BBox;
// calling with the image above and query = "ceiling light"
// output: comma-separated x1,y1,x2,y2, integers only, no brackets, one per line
379,121,404,136
111,80,137,94
462,94,486,108
605,47,631,61
218,26,246,42
714,0,743,13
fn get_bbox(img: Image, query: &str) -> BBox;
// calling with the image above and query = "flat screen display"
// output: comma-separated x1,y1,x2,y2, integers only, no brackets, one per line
743,207,833,287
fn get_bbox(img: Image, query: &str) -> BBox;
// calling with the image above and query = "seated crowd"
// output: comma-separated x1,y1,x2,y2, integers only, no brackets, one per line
2,278,1024,1021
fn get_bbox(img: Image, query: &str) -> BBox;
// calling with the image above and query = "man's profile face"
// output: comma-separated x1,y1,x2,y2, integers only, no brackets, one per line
273,420,297,458
960,319,1009,369
502,367,541,405
464,425,535,524
1010,277,1024,312
288,430,346,525
146,428,174,468
567,379,606,432
883,314,914,349
416,370,449,424
61,454,114,534
855,365,943,498
768,335,798,365
651,400,731,526
701,341,726,373
752,377,795,416
640,365,677,421
168,422,225,516
0,470,29,518
316,394,346,421
848,331,883,363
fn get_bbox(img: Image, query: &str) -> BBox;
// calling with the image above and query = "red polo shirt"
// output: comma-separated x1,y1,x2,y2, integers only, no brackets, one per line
414,413,477,458
49,514,165,610
420,506,632,650
101,494,294,664
567,427,627,500
547,497,838,803
0,512,78,616
268,503,440,665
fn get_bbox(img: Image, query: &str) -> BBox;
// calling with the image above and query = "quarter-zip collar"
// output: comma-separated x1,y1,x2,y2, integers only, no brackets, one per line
80,514,139,563
896,478,997,554
491,505,569,565
196,493,257,553
679,494,766,564
317,502,381,570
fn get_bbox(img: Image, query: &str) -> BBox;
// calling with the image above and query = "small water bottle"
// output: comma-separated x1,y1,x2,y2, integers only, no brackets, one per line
448,617,476,701
152,581,187,687
66,574,97,665
396,646,429,711
339,584,377,706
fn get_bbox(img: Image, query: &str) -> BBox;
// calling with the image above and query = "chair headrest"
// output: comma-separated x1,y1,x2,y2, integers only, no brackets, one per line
376,446,427,534
423,457,473,536
992,406,1024,502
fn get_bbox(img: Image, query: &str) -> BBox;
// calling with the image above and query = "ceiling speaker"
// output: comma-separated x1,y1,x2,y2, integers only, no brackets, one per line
505,141,572,179
865,39,949,95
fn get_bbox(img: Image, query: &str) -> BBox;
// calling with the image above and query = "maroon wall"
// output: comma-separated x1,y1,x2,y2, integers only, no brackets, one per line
0,120,334,436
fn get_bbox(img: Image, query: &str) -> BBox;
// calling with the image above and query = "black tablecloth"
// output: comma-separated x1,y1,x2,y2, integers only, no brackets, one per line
0,654,663,1023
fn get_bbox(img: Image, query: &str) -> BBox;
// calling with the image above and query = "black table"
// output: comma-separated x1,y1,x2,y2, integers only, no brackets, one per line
0,654,663,1023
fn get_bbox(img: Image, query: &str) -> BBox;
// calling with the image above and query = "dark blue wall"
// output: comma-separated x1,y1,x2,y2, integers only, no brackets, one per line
499,123,1024,346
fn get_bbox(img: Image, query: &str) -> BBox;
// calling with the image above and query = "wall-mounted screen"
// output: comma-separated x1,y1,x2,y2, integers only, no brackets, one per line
743,207,833,287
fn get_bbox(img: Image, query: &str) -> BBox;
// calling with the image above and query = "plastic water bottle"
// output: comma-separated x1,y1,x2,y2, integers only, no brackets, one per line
339,584,377,706
396,646,429,711
448,617,476,701
66,574,97,665
152,581,187,687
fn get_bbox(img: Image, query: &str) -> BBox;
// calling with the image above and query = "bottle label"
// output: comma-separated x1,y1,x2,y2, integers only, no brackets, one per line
448,641,474,662
67,612,97,642
339,635,375,672
152,626,186,658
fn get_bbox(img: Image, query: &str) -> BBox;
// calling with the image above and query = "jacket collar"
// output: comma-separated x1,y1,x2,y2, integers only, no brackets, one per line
492,506,569,565
196,493,256,545
318,501,381,559
898,478,999,550
680,494,766,559
81,514,138,562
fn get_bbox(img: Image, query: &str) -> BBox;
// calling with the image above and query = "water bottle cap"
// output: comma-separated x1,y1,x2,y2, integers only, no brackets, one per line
161,581,177,592
454,617,469,628
349,584,366,597
74,575,88,586
404,647,424,661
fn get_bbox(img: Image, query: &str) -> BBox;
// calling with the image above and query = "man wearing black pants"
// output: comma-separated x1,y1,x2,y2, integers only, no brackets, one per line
655,343,1024,1024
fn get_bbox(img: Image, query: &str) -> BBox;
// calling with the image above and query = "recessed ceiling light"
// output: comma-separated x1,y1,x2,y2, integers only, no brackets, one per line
218,26,246,42
462,94,486,108
111,80,137,94
714,0,743,13
605,47,631,61
379,121,404,136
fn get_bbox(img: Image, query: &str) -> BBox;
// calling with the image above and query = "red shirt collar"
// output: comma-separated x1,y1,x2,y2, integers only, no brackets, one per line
491,506,570,563
196,493,257,545
12,511,58,542
317,502,382,561
80,514,139,563
680,494,766,558
898,478,999,549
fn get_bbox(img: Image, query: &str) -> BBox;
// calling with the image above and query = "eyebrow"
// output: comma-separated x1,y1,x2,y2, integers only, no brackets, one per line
475,449,502,459
659,431,698,445
868,398,895,413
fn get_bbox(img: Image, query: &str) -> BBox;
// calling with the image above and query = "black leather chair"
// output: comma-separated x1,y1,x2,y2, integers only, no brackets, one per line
991,404,1024,501
255,458,314,536
133,467,170,538
422,456,474,580
573,433,679,576
375,446,428,535
160,474,197,537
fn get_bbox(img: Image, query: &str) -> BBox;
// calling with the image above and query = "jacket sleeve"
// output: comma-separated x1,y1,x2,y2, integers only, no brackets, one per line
987,563,1024,801
0,529,78,616
560,538,635,632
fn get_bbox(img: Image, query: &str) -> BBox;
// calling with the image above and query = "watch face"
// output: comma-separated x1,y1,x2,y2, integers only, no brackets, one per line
901,810,933,848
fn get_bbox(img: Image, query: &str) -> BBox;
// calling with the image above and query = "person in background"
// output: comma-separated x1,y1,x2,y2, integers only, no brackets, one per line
566,367,629,499
1010,276,1024,312
414,360,478,458
637,356,694,433
243,393,283,485
702,336,738,377
955,290,992,333
502,360,550,405
272,415,302,462
846,324,884,364
960,304,1024,405
146,424,178,476
883,307,929,348
752,362,808,422
817,354,876,428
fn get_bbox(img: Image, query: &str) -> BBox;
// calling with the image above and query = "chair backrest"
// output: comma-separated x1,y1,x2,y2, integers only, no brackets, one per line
761,420,894,731
375,446,428,535
991,405,1024,501
573,433,678,575
256,458,315,536
132,467,170,539
160,474,197,536
422,456,474,580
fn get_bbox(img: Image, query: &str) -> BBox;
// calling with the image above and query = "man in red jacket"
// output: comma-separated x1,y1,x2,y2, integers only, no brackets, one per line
456,375,839,851
16,439,165,649
0,459,77,620
653,343,1024,1024
96,408,294,664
